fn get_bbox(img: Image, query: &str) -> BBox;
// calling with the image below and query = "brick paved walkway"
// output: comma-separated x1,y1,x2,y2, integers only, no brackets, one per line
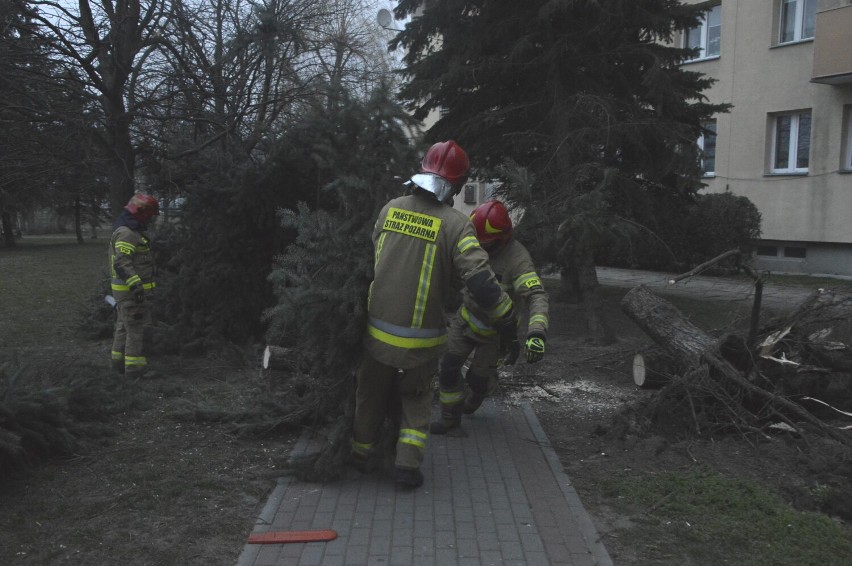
236,399,612,566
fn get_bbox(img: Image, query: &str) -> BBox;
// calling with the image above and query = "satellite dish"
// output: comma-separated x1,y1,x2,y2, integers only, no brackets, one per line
377,8,393,28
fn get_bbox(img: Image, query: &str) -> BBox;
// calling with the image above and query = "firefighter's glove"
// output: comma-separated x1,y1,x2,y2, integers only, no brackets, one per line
130,284,145,304
525,334,546,364
494,311,520,366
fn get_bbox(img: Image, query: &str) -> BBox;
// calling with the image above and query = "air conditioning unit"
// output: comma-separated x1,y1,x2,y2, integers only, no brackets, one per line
463,184,477,204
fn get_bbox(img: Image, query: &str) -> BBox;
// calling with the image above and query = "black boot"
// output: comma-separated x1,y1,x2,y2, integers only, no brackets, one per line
351,452,378,474
395,466,424,488
462,392,485,415
429,403,461,434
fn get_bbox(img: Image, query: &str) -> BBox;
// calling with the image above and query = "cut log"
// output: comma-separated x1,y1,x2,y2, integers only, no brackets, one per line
621,285,852,447
632,349,675,389
262,345,297,371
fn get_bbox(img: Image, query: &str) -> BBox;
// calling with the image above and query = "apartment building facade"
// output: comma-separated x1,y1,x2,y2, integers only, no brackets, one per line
415,1,852,274
682,0,852,275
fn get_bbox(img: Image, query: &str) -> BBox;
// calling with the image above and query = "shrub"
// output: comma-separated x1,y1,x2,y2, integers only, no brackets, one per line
598,192,761,271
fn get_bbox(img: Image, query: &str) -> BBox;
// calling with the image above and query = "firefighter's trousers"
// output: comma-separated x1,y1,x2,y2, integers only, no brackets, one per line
439,313,501,399
111,300,152,377
352,351,436,470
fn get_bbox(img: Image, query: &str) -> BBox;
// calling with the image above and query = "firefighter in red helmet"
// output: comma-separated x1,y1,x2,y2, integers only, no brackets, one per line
109,193,160,378
351,142,519,488
431,200,549,434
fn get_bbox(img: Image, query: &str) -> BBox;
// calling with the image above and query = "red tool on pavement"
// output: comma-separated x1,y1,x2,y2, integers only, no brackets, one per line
247,529,337,544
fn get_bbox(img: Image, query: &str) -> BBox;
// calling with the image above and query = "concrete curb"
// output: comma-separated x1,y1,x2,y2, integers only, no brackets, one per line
520,402,613,566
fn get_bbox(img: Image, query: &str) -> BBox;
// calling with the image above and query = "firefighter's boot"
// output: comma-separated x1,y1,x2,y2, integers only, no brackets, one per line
462,392,486,415
395,466,424,488
429,402,461,435
463,371,489,415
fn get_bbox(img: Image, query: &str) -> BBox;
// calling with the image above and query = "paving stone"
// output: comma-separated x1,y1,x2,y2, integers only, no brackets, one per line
236,399,613,566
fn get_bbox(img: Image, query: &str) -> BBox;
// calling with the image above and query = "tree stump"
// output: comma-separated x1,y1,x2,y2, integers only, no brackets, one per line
632,349,676,389
262,345,297,371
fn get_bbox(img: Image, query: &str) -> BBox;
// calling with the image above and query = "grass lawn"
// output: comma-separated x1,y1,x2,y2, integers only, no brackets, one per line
0,234,107,350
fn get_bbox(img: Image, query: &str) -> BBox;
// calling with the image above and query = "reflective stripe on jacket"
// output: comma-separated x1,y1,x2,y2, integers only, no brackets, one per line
365,193,512,369
109,226,156,303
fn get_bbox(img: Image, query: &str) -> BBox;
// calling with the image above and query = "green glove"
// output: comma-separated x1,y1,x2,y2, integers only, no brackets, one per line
525,334,546,363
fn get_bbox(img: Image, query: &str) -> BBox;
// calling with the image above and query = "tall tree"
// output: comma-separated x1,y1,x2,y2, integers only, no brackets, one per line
393,0,728,343
128,0,398,202
20,0,170,216
0,0,96,246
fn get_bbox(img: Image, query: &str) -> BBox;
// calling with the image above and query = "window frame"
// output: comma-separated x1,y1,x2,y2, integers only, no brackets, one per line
778,0,816,44
844,108,852,171
783,246,807,259
698,119,718,177
769,110,811,175
756,245,779,257
683,4,721,62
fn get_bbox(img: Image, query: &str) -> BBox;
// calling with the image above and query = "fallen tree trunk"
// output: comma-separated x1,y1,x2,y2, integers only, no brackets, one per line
621,285,852,447
621,285,715,367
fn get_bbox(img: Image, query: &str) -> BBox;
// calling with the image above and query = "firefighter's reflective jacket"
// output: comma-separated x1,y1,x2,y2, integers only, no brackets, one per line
458,239,549,339
365,193,513,369
109,218,156,303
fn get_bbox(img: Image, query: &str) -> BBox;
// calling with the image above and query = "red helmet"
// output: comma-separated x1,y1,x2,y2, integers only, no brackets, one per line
125,194,160,224
470,200,512,249
420,140,470,188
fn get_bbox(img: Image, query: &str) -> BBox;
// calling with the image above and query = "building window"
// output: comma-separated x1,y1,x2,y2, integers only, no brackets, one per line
756,246,779,257
684,4,721,61
698,119,717,176
779,0,816,44
770,110,811,174
783,246,807,259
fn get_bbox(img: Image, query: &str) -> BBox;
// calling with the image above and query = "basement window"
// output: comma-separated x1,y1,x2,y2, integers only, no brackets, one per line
783,246,807,258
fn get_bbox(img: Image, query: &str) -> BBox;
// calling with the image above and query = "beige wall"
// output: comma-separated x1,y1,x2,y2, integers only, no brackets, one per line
682,0,852,255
